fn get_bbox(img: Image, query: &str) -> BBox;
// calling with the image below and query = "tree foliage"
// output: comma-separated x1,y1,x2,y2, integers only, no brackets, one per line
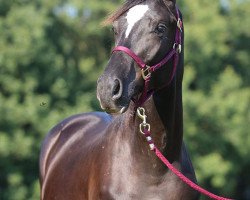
0,0,249,199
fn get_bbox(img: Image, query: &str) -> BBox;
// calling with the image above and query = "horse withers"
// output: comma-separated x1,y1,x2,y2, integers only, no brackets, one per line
39,0,199,199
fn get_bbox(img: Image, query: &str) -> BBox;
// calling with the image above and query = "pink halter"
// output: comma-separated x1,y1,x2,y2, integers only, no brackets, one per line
112,6,183,107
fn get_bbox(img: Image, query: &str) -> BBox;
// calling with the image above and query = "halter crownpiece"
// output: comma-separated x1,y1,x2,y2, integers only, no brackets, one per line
112,6,182,107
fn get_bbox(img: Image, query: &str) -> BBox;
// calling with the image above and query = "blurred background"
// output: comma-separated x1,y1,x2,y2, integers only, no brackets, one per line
0,0,249,199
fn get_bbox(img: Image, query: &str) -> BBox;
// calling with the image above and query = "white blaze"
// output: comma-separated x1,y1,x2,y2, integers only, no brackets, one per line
125,5,149,38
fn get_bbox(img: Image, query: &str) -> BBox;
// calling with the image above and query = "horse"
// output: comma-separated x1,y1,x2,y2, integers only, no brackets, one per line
39,0,200,199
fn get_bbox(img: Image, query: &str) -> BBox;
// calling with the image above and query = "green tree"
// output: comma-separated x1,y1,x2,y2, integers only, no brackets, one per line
183,67,250,199
0,0,249,199
0,0,121,199
181,0,250,199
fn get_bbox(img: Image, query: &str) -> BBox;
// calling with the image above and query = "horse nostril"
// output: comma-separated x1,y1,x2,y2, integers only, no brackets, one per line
112,79,122,100
113,81,120,95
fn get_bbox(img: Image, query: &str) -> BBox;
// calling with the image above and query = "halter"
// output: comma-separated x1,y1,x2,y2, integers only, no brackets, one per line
112,6,182,107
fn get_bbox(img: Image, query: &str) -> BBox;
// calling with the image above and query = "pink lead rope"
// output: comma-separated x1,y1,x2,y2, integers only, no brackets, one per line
155,147,233,200
139,125,234,200
136,107,234,200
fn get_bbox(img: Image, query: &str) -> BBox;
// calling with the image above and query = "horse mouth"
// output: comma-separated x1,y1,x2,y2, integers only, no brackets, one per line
97,82,142,115
104,106,127,115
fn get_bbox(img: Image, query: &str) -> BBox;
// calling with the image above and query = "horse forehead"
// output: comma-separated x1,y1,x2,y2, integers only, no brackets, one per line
125,5,149,38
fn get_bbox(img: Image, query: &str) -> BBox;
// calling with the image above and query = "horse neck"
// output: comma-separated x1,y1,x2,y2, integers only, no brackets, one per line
152,77,183,163
124,61,184,164
144,41,185,163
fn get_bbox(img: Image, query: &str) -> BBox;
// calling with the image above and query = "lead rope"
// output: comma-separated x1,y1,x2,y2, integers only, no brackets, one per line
137,107,234,200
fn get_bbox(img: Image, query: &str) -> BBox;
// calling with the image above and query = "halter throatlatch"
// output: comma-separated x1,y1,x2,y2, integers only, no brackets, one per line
112,6,182,107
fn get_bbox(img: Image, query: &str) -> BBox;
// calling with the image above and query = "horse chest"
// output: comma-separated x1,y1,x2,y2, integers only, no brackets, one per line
99,168,192,200
98,144,193,200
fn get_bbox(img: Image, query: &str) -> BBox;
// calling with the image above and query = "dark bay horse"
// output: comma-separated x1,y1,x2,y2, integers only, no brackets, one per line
39,0,199,199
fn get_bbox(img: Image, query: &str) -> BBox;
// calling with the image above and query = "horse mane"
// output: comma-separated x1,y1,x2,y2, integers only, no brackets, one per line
102,0,176,26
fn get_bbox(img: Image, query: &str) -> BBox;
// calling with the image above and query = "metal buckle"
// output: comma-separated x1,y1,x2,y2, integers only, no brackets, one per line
141,65,151,80
173,43,182,53
137,107,147,122
177,18,182,32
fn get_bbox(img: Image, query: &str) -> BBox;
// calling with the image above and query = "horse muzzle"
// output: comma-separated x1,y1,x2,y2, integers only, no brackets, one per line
96,75,130,114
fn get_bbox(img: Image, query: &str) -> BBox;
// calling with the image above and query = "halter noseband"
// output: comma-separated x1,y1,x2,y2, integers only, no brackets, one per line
112,6,183,107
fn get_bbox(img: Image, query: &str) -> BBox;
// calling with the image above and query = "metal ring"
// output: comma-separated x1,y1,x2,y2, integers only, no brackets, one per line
177,18,183,32
173,43,182,53
139,123,151,134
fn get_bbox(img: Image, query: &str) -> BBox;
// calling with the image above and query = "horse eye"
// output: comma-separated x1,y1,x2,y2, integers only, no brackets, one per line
155,24,167,34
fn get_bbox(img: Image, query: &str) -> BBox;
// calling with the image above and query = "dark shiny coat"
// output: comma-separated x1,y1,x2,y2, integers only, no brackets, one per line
40,0,199,199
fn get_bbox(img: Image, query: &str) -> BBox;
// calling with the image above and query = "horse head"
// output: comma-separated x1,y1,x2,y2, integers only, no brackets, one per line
97,0,180,114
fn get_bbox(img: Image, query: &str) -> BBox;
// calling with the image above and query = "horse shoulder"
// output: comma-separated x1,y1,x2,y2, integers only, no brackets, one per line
39,112,112,185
